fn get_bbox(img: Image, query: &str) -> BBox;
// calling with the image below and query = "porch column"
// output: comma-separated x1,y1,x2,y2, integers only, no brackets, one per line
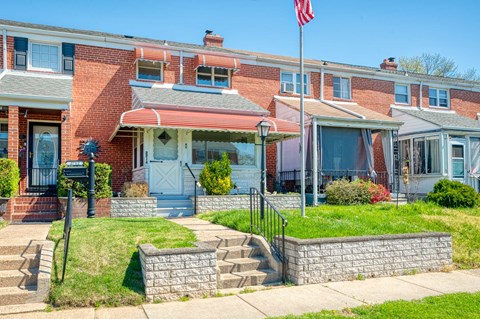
61,109,72,162
312,117,318,206
7,106,18,163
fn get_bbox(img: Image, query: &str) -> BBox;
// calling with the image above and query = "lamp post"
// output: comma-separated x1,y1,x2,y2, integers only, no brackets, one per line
256,119,271,219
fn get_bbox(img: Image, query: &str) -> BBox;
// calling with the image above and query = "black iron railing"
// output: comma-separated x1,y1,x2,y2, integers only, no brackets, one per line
185,163,200,215
21,167,58,196
250,187,288,282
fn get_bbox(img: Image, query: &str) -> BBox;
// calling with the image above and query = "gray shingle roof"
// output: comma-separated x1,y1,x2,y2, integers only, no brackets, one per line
0,73,72,101
132,85,268,114
397,108,480,130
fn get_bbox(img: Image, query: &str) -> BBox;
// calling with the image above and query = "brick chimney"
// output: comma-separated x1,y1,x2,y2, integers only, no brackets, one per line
203,30,224,47
380,57,398,71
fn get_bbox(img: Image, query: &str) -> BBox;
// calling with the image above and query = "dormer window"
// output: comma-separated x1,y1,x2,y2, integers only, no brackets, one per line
196,66,230,88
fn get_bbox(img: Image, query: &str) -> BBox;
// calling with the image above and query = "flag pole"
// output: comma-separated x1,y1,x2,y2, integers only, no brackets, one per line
300,25,306,217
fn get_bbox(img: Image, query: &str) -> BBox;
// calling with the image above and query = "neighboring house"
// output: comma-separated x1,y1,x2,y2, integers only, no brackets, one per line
0,19,480,221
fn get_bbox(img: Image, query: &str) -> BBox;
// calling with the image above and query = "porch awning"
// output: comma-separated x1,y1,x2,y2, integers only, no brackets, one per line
194,54,241,71
135,48,171,64
109,108,299,142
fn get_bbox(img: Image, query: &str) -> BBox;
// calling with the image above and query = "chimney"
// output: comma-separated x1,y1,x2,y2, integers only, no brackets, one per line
203,30,224,48
380,57,398,71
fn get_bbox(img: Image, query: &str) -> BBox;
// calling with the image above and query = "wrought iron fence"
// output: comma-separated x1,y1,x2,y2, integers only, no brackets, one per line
250,187,288,282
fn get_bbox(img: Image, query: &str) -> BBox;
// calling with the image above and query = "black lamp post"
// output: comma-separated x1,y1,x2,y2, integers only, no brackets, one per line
256,119,271,219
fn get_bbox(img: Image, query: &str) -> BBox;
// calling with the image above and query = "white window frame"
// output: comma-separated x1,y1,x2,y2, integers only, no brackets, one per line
132,129,144,169
429,87,449,108
28,41,61,72
196,66,230,88
333,76,351,100
394,83,410,105
136,60,164,82
400,134,442,176
280,71,310,95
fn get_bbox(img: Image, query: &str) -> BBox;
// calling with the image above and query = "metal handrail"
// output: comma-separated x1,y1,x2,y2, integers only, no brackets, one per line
249,187,288,282
185,163,200,215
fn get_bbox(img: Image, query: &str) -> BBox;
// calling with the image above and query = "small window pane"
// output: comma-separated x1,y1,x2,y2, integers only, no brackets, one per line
452,145,464,158
395,85,408,94
197,66,212,74
439,99,448,107
214,68,228,75
138,66,161,81
214,76,229,87
429,97,437,106
396,94,409,104
197,74,213,86
439,90,447,99
413,138,426,174
281,73,293,82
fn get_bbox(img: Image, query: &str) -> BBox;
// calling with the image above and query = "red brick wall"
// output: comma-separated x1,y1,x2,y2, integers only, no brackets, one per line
71,45,135,191
450,89,480,119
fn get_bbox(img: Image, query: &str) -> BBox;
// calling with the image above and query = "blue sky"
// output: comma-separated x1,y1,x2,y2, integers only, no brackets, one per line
2,0,479,71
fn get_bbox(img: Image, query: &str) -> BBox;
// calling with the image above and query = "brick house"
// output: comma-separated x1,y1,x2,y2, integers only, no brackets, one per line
0,19,480,221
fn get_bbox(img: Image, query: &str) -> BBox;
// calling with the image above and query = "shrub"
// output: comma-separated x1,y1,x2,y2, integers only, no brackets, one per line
427,179,479,208
326,179,370,205
58,162,112,199
0,158,20,197
121,182,149,197
199,153,233,195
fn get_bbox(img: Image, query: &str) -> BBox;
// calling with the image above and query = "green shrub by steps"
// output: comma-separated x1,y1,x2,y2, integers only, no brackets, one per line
427,179,480,208
199,153,233,195
326,179,371,205
0,158,20,197
58,162,112,198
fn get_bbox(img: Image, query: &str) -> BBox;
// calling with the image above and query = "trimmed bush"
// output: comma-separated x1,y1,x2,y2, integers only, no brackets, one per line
427,179,479,208
121,182,149,197
326,179,371,205
199,153,233,195
0,158,20,197
58,162,112,199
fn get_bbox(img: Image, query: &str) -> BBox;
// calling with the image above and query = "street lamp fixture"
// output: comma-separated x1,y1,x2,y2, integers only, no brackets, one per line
256,119,271,219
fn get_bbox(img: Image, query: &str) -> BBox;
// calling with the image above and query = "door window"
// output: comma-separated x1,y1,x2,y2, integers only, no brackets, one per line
452,144,465,178
153,129,178,160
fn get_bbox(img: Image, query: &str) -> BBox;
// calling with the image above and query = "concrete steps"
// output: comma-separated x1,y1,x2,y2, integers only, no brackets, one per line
0,286,36,306
0,254,40,270
390,193,408,205
154,196,194,217
215,236,281,289
10,212,58,222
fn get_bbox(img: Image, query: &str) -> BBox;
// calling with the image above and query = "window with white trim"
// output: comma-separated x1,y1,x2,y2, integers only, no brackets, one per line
400,136,440,175
133,130,144,169
137,60,163,81
280,72,309,94
395,84,409,104
30,43,60,72
0,123,7,159
333,76,351,99
429,88,449,108
196,66,230,88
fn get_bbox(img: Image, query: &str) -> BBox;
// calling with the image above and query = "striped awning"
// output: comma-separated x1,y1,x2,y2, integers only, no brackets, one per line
135,48,171,64
194,54,241,71
110,108,299,142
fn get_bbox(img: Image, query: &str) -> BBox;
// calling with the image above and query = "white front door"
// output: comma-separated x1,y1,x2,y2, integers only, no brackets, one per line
150,128,182,194
450,140,467,183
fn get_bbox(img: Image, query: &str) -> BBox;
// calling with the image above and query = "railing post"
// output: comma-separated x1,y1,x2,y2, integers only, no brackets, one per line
250,188,253,235
194,181,197,215
282,221,286,283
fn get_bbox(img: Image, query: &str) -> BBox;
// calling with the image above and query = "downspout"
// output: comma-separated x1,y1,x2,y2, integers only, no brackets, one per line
312,117,318,206
419,81,423,110
320,67,324,100
179,50,184,85
1,29,7,78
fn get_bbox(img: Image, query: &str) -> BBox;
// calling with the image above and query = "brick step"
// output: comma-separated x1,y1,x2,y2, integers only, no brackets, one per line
217,245,260,260
14,197,57,205
0,244,43,256
217,269,280,289
204,235,251,248
10,212,59,222
0,269,38,288
0,254,40,271
218,257,269,274
0,286,36,306
13,204,58,212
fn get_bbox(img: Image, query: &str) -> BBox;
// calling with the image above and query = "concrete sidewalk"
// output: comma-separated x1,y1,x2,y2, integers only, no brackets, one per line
1,269,479,319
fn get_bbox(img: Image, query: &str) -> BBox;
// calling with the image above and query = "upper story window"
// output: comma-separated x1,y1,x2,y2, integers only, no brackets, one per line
197,67,230,88
429,88,449,108
395,84,410,104
333,76,351,99
137,60,163,82
280,72,309,95
30,43,60,72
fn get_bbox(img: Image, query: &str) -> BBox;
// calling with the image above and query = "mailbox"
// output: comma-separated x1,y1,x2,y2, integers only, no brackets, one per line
63,161,88,179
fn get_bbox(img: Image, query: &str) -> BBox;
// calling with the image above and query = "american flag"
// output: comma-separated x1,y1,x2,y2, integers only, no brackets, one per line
294,0,315,26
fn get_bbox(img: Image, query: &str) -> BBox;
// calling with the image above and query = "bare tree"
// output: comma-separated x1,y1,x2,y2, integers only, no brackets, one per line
398,53,479,81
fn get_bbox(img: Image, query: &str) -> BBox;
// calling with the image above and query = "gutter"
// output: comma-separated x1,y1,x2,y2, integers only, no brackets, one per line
419,81,423,110
0,29,6,79
321,100,366,119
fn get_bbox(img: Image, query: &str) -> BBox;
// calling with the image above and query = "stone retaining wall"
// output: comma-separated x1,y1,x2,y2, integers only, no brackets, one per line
194,194,300,213
139,242,217,302
284,232,452,285
110,197,157,217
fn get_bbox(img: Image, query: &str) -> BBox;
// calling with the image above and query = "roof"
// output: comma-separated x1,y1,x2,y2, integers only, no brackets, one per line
393,108,480,130
132,85,268,115
275,97,400,123
0,71,72,106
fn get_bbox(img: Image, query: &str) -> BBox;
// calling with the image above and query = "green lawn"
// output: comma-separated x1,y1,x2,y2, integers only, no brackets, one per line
199,202,480,268
0,220,7,231
269,292,480,319
47,218,196,308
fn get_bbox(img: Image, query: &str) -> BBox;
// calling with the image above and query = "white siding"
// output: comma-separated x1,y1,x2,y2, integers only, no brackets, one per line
392,109,439,136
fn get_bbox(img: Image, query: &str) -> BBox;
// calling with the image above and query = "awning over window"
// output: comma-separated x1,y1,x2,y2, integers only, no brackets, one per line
135,48,171,64
194,54,241,71
110,108,299,142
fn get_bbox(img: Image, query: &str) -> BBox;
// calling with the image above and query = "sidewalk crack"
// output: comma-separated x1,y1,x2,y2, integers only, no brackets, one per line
236,294,269,317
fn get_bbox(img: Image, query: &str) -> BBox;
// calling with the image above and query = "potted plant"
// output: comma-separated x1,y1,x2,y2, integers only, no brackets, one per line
0,158,20,221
